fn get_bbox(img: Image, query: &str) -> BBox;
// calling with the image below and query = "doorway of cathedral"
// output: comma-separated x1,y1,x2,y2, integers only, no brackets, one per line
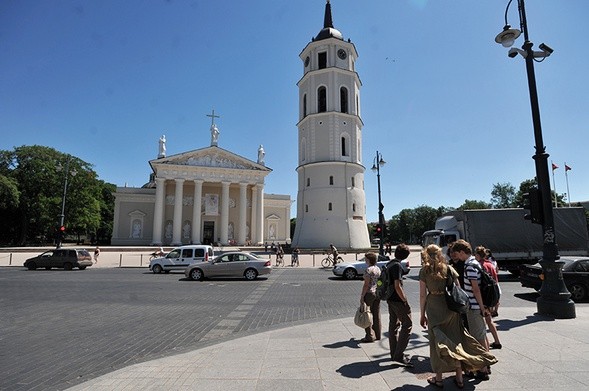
203,221,215,245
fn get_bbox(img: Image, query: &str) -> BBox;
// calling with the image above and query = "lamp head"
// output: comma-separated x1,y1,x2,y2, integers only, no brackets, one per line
371,164,377,173
495,24,521,47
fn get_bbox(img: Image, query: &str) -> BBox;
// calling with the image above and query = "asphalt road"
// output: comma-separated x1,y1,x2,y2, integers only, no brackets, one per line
0,266,529,391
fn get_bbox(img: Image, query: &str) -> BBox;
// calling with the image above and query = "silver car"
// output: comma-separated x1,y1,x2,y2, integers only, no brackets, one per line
332,254,410,280
185,252,272,281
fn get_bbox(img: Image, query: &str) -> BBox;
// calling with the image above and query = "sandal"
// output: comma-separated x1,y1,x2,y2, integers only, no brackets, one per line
453,378,464,389
427,377,444,388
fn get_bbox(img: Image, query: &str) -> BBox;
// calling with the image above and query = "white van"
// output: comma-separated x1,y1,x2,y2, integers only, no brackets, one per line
149,245,214,274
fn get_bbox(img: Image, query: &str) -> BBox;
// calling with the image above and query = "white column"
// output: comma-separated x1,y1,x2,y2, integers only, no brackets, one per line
238,183,248,245
251,186,258,244
220,181,230,245
172,178,184,245
256,184,264,245
191,180,203,244
152,177,166,245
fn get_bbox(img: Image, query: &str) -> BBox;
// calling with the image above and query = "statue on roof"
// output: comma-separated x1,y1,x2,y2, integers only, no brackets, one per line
158,135,166,158
206,108,221,147
257,144,265,166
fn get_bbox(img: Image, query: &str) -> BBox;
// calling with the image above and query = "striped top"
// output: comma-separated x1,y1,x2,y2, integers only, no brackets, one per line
464,256,482,310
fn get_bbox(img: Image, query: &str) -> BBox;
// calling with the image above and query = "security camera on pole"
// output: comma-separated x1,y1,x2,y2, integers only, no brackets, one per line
495,0,575,318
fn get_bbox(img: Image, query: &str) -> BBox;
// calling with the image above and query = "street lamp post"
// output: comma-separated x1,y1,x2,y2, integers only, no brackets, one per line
495,0,575,318
56,157,77,248
371,151,386,256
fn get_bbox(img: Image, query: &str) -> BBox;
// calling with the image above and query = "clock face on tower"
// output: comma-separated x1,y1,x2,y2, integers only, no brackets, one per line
337,49,347,60
305,56,310,67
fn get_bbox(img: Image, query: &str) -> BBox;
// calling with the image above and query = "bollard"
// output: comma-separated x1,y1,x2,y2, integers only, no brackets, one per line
140,254,143,267
9,253,12,266
119,254,122,267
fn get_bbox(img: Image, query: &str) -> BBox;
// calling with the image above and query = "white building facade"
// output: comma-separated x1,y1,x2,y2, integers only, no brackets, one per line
111,124,291,246
292,1,371,249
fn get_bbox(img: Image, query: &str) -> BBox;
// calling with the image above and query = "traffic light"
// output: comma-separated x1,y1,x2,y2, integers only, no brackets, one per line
523,188,544,225
375,224,382,234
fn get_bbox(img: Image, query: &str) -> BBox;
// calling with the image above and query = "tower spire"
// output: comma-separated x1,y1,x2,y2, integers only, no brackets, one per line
323,0,334,28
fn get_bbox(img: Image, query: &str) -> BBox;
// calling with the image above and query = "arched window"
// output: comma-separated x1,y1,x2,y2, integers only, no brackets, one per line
352,203,356,212
318,86,327,112
328,202,332,211
351,177,355,187
329,176,334,185
307,177,310,187
301,138,306,162
341,136,347,156
303,94,307,117
340,87,348,113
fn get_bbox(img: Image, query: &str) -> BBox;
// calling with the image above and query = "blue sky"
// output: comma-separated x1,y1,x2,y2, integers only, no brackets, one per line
1,0,588,222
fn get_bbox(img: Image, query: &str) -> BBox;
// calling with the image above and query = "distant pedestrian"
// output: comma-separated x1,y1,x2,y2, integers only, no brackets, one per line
291,247,300,267
94,246,100,263
264,242,268,252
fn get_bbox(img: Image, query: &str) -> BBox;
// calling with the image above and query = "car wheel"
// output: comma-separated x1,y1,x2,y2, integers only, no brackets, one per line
152,264,163,274
343,268,357,280
244,268,258,281
45,266,51,270
189,268,204,281
79,266,86,270
568,283,587,302
64,263,73,271
27,262,37,271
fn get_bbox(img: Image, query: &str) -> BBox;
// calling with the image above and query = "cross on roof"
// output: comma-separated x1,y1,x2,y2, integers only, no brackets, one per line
206,109,220,126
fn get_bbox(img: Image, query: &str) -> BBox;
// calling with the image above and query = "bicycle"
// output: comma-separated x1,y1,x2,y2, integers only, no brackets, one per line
321,254,343,268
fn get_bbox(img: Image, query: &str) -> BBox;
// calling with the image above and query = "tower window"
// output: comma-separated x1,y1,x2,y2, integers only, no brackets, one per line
307,177,310,187
340,87,348,113
318,52,327,69
305,204,308,213
341,136,347,156
318,86,327,112
353,203,356,212
328,202,332,211
329,176,333,185
303,94,307,117
351,177,355,187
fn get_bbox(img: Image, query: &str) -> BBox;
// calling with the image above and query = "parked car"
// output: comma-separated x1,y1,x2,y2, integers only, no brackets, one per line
333,254,410,280
519,257,589,301
149,245,214,274
185,252,272,281
24,249,93,271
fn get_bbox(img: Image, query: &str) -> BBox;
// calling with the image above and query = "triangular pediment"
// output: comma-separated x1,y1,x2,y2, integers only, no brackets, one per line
150,146,270,172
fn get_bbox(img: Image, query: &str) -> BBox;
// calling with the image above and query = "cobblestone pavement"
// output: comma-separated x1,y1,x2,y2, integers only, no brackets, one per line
0,267,364,390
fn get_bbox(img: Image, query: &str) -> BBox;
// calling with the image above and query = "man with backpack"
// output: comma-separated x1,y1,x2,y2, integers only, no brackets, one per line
382,243,413,367
453,239,491,380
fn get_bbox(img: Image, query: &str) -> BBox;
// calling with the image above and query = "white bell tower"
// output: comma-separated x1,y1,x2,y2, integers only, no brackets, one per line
292,1,370,249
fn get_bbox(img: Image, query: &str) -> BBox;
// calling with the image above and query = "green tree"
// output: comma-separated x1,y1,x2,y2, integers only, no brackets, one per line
457,199,491,210
0,145,114,245
514,178,566,208
490,182,517,208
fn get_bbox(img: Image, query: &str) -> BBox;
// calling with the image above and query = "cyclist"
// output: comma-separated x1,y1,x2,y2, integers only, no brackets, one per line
330,244,339,265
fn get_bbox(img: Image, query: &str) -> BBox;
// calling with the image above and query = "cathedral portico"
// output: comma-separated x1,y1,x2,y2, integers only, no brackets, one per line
112,117,290,247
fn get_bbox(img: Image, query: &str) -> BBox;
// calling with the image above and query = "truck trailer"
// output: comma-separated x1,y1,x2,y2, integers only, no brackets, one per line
422,208,589,272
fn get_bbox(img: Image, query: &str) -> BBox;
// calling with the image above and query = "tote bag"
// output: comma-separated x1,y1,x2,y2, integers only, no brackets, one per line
445,270,470,314
354,303,373,329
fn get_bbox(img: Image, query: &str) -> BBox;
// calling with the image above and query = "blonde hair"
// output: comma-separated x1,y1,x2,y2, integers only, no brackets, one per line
421,244,447,279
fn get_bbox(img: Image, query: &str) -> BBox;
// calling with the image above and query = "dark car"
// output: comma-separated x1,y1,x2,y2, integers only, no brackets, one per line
519,257,589,301
24,249,93,271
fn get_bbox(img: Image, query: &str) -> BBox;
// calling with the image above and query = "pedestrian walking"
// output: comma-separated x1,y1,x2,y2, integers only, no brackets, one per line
454,240,492,380
359,252,381,343
94,246,100,263
419,244,497,388
384,243,413,367
291,247,300,267
476,246,502,349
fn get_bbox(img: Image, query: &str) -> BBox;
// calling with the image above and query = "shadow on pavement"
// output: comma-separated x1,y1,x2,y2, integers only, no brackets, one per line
322,337,361,350
495,313,554,331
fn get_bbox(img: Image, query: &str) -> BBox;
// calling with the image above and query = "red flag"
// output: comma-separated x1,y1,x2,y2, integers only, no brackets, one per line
565,164,572,171
552,163,559,171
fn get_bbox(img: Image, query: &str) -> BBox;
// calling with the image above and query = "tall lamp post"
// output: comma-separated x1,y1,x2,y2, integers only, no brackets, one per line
56,157,77,248
495,0,575,318
371,151,386,256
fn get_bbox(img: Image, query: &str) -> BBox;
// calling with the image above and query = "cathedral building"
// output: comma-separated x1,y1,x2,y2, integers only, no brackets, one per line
111,118,291,246
291,1,371,249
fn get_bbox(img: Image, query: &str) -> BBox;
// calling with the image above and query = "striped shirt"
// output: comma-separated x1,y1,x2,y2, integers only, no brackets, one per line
464,256,482,310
